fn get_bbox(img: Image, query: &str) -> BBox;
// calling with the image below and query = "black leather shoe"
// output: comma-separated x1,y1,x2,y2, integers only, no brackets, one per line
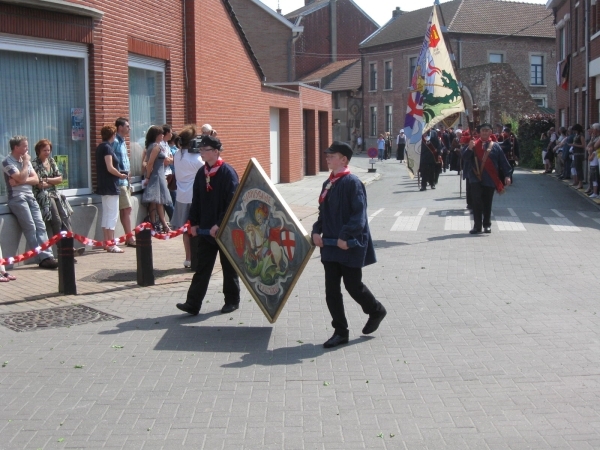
483,227,492,234
38,257,58,269
362,306,387,335
176,302,200,316
323,334,349,348
420,187,426,191
431,185,436,189
469,228,482,234
221,303,239,314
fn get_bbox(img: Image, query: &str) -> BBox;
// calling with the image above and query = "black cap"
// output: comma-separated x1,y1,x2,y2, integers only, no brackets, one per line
478,123,492,131
200,135,222,150
325,141,353,160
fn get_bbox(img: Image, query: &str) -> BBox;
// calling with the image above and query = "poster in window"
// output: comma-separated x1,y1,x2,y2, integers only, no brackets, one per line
54,155,69,189
216,158,315,323
71,108,85,141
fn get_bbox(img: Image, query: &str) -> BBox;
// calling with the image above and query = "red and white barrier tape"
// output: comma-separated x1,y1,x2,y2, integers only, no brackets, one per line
0,221,190,266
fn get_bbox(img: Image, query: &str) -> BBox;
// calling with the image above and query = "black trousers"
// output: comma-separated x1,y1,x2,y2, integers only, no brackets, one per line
186,236,240,308
469,182,495,230
323,261,383,337
420,163,435,188
466,181,472,208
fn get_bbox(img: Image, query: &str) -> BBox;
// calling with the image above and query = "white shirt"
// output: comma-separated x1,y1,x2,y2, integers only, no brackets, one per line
173,150,204,204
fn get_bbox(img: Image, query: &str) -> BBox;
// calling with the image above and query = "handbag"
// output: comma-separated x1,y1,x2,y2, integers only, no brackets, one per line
166,173,177,191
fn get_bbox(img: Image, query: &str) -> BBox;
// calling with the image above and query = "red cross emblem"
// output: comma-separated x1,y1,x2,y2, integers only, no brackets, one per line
407,93,423,118
280,229,296,261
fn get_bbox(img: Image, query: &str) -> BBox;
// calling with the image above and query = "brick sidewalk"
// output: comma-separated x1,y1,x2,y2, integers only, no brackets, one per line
0,164,377,314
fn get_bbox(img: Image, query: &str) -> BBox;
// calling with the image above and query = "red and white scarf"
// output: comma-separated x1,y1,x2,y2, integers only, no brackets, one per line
318,167,351,204
204,158,224,192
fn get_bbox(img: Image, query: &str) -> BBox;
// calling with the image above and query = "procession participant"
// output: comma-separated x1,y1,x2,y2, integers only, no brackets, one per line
449,129,462,173
462,123,513,234
312,141,387,349
499,123,520,183
420,130,437,190
176,135,240,316
396,130,406,162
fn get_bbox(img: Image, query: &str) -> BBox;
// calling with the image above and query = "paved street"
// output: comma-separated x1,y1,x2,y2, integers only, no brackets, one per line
1,155,600,449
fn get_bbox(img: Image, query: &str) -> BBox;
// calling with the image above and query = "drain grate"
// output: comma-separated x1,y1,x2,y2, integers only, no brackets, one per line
0,305,121,332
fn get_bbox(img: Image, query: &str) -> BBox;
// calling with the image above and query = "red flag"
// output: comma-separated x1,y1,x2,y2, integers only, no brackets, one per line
561,56,571,91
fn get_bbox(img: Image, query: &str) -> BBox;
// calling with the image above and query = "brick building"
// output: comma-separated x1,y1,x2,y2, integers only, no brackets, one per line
359,0,555,149
0,0,331,254
547,0,600,128
285,0,379,80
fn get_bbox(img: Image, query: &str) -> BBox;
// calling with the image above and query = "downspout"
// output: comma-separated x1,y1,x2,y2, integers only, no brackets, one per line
182,0,188,123
585,0,589,128
288,30,302,82
331,0,337,62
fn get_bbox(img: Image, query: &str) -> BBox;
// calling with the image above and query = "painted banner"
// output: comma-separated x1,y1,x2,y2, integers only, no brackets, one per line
71,108,85,141
217,158,314,323
403,5,465,178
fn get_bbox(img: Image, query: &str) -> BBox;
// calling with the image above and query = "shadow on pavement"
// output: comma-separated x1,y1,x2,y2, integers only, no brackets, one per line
427,233,474,242
372,240,409,249
98,311,223,334
221,336,374,368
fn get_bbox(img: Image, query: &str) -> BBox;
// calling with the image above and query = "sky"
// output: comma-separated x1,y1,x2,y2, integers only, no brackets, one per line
260,0,548,26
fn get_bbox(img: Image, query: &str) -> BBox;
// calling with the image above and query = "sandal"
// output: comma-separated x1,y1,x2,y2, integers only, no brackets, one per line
106,246,125,253
2,272,16,281
0,275,8,282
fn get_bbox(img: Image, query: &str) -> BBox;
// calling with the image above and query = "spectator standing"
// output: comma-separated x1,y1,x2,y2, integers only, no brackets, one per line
171,125,204,268
570,124,585,189
112,118,136,247
96,125,128,253
143,126,172,233
2,136,58,269
377,134,385,161
160,125,175,221
356,135,363,153
554,127,567,177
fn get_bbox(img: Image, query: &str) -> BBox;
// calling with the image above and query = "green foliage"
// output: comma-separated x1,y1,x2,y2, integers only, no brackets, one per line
517,114,555,169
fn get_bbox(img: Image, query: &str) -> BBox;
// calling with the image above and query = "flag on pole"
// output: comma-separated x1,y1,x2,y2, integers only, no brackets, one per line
403,5,465,178
560,55,571,91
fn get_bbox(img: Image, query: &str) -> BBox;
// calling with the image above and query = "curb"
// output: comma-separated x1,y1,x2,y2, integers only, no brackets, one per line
363,173,382,186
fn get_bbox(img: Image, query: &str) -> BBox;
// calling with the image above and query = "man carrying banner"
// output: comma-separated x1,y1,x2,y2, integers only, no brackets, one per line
312,142,387,349
462,123,512,234
176,135,241,316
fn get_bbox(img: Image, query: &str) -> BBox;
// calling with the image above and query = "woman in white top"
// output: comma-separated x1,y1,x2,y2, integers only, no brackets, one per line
172,124,205,268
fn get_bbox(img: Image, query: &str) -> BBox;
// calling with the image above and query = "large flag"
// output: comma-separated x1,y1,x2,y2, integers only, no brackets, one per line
403,5,465,178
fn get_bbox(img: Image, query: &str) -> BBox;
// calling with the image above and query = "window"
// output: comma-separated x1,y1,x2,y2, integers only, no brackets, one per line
369,63,377,91
409,57,417,84
333,92,340,110
559,28,566,60
128,55,166,178
575,92,579,124
489,53,503,63
530,55,544,85
370,106,377,136
532,96,547,107
575,6,579,49
385,105,393,133
0,41,90,202
384,60,393,90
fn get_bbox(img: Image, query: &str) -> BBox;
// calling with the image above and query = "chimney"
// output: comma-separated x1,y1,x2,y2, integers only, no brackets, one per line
276,8,282,14
305,0,316,5
392,7,403,18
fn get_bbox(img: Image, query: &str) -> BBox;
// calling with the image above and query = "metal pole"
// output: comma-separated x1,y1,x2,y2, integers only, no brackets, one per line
136,229,155,287
58,236,77,295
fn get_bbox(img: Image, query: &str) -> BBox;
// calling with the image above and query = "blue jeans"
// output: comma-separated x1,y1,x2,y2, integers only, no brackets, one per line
8,193,54,263
378,148,384,160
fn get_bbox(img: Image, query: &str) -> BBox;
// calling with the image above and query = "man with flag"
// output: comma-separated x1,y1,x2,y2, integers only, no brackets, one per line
462,123,512,234
312,142,387,349
402,3,464,182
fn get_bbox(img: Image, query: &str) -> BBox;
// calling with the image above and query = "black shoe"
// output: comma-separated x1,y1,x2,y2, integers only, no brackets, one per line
466,205,472,210
420,187,426,191
221,303,239,314
469,228,482,235
39,257,58,269
323,334,349,348
176,302,200,316
483,227,492,234
362,306,387,335
431,185,436,189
